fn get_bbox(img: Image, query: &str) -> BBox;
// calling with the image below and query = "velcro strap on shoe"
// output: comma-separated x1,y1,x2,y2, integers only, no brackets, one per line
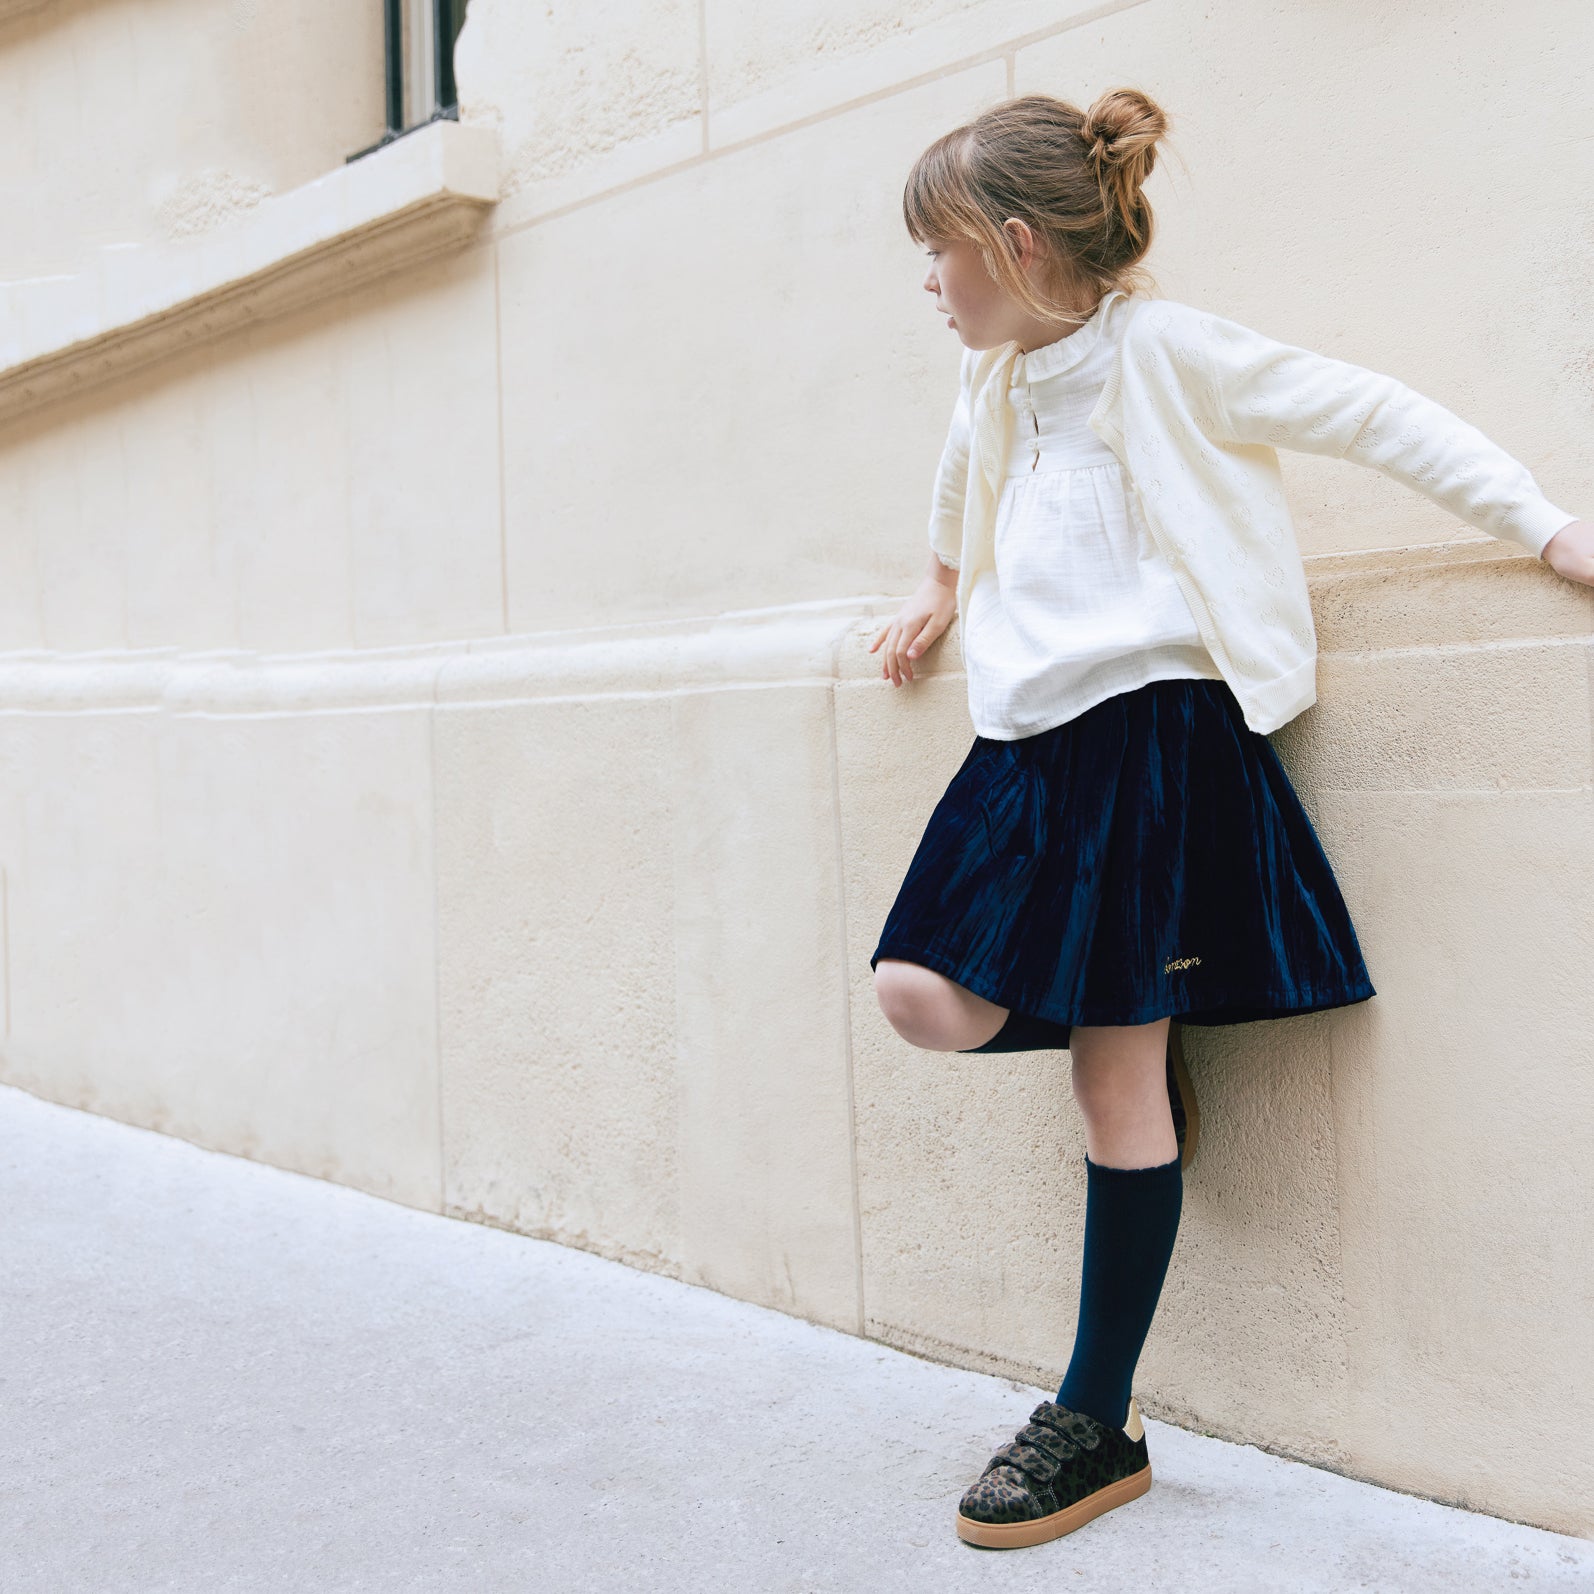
1014,1421,1080,1464
985,1439,1062,1487
1028,1402,1103,1449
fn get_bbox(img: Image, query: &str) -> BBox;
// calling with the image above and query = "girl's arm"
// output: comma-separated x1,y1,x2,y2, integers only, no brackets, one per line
1539,516,1594,584
867,354,970,685
926,347,975,575
868,540,958,686
1201,312,1583,566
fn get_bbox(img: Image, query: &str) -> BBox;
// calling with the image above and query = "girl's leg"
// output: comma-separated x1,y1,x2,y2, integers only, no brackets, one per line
1069,1017,1179,1168
873,958,1078,1051
872,958,1012,1050
874,968,1183,1430
1054,1016,1184,1429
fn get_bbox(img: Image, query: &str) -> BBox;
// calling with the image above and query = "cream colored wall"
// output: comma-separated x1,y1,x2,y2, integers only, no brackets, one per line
1,2,382,279
1,0,1589,1539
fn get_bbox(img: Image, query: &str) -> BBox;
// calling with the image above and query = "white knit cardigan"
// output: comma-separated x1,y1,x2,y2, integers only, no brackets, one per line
927,292,1578,734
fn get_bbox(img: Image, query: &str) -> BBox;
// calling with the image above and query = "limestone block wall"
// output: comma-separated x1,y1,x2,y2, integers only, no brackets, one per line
1,0,1590,1540
1,3,381,280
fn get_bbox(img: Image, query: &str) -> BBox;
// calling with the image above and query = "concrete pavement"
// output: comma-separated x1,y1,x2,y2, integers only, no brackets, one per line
2,1081,1590,1593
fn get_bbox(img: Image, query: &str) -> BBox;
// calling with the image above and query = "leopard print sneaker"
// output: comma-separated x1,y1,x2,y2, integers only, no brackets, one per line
1166,1020,1199,1171
954,1395,1152,1549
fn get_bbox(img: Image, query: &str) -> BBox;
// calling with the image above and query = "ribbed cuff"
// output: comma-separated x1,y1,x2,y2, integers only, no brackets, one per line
1509,502,1579,560
1084,1153,1182,1177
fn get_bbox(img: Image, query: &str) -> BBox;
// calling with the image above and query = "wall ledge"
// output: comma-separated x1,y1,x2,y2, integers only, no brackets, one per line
1302,535,1529,581
1303,535,1592,654
0,541,1586,716
0,118,500,429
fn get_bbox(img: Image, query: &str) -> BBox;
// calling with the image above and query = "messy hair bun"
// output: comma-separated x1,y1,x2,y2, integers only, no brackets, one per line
903,87,1175,333
1079,87,1168,252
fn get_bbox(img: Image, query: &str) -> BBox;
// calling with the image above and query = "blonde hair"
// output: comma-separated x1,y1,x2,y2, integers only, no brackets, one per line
902,88,1174,333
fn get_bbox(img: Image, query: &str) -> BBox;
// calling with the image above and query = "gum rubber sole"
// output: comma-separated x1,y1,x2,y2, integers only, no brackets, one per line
955,1462,1153,1548
1167,1020,1200,1171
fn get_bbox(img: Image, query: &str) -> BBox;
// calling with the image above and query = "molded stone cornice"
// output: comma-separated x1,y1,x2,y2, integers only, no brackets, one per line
0,544,1576,716
0,118,500,428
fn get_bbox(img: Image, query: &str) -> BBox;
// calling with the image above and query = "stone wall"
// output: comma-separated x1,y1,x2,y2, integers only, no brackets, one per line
1,0,1588,1537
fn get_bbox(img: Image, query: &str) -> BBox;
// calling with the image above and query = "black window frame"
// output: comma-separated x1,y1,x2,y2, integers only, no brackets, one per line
348,0,470,163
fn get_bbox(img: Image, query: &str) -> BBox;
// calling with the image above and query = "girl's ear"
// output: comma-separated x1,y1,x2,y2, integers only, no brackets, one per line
1013,221,1065,290
1001,216,1034,268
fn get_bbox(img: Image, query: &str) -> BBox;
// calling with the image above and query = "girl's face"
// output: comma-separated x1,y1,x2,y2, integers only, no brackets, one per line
921,224,1082,354
921,237,1012,349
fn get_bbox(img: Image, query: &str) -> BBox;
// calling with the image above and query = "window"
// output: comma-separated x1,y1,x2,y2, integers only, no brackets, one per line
348,0,471,162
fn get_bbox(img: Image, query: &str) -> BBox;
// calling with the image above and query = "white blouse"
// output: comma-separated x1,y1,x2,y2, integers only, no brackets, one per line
958,290,1223,740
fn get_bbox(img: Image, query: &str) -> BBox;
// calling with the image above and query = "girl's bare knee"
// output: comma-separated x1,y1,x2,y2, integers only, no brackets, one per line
873,959,946,1046
873,959,990,1051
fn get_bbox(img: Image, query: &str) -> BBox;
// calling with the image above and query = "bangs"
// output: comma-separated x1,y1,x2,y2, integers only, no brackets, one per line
902,133,980,246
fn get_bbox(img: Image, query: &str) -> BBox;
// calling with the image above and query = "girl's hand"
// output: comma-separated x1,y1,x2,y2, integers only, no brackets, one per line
867,579,957,686
1542,519,1594,585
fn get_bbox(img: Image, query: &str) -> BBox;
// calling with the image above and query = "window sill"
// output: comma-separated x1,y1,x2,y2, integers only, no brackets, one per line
0,117,500,427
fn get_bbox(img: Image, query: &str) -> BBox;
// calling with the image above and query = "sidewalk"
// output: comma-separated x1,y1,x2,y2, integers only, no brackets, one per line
2,1082,1589,1593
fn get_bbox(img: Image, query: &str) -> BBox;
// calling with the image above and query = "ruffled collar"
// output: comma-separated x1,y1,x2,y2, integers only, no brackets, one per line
970,288,1133,492
1007,287,1128,384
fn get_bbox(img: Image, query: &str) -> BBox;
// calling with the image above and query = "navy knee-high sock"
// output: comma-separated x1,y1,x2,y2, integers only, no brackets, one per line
958,1006,1073,1053
1055,1153,1183,1429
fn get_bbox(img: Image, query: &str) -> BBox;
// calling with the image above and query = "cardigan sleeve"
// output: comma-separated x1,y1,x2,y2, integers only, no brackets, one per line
927,348,974,570
1202,313,1579,559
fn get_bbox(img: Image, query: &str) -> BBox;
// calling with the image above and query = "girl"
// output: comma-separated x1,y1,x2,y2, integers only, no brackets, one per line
865,88,1592,1552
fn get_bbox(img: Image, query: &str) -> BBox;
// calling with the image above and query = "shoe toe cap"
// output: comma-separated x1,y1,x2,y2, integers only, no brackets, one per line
958,1463,1043,1524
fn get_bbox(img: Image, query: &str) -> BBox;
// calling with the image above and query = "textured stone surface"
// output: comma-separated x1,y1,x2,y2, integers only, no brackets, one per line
456,0,703,215
0,703,442,1210
433,619,862,1329
435,691,683,1263
494,62,1000,635
1311,784,1594,1533
1276,638,1594,801
0,2,381,280
0,239,503,654
0,106,504,433
706,0,1054,148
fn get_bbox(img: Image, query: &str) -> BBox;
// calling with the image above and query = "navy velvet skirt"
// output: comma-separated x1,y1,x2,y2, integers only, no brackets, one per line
869,676,1376,1051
